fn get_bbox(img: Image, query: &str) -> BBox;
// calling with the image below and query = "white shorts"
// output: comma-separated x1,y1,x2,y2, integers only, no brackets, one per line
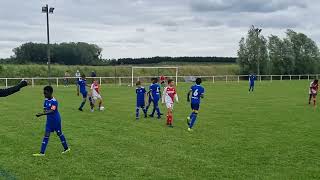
166,102,174,109
92,94,102,100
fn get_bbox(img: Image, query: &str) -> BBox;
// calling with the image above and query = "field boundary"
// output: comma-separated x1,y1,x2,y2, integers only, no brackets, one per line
0,74,319,87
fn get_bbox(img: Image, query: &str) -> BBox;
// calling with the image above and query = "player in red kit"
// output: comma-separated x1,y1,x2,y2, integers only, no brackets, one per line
309,79,319,107
89,80,104,112
162,79,179,128
160,75,166,88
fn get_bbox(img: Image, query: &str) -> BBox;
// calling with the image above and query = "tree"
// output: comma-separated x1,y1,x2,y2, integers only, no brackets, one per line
237,26,269,75
285,30,320,74
268,35,295,75
13,42,103,65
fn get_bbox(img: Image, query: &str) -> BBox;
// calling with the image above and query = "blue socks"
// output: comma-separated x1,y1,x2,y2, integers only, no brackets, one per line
79,101,86,109
40,136,49,154
136,108,140,118
58,133,69,150
189,112,198,129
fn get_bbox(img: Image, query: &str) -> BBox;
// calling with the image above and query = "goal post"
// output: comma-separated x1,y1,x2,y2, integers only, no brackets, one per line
131,66,179,87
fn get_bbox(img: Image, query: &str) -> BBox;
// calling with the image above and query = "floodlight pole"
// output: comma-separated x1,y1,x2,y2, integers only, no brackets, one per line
43,4,54,85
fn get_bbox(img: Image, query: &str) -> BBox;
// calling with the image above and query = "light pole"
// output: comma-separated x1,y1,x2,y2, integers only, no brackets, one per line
42,5,54,85
254,26,262,76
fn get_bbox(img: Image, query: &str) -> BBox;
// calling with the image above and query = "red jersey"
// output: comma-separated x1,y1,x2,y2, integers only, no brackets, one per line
91,82,100,94
163,86,177,103
310,82,319,94
160,76,166,81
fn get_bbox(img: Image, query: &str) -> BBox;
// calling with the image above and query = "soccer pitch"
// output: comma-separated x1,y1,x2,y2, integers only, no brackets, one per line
1,81,319,179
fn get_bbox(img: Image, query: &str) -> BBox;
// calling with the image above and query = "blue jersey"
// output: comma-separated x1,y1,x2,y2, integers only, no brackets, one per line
44,98,61,122
249,75,256,84
136,87,146,105
78,79,87,93
190,85,205,104
149,83,161,100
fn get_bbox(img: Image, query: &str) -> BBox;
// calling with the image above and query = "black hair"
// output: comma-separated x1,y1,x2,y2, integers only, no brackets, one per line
136,81,141,86
168,79,174,84
196,78,202,85
44,86,53,94
315,79,319,84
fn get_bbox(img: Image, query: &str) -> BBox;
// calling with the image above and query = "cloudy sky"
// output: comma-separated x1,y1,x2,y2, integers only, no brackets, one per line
0,0,318,59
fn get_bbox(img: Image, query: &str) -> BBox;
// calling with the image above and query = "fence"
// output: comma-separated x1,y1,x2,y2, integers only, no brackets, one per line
0,74,319,88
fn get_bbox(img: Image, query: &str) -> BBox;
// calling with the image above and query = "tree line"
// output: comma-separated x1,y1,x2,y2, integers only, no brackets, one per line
1,42,236,65
238,26,320,75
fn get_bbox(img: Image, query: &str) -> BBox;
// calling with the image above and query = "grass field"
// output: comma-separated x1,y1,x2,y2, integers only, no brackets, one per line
1,81,320,179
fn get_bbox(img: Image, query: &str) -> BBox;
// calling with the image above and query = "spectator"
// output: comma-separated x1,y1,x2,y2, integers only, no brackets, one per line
75,70,81,82
64,71,70,87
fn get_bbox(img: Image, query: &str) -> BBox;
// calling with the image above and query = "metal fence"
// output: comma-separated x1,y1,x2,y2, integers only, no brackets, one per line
0,74,319,88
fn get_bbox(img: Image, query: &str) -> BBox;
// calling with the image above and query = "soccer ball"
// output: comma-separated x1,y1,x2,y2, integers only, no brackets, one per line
99,106,105,111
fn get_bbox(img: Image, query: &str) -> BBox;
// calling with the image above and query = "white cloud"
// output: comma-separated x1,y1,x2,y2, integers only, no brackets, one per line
0,0,318,59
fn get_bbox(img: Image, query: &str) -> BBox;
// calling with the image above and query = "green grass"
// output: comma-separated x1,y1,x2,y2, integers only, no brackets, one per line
1,81,320,179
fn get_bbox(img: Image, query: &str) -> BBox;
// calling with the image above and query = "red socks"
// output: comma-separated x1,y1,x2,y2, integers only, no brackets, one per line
166,114,173,125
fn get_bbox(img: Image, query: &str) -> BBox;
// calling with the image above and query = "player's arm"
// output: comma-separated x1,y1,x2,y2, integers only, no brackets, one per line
187,89,192,102
175,93,179,103
0,80,28,97
36,105,56,117
76,82,80,96
162,87,166,104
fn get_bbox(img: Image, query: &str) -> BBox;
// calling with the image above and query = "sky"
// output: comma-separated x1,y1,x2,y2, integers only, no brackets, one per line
0,0,318,59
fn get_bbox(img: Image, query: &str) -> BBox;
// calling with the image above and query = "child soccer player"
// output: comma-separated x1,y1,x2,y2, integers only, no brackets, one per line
187,78,205,131
146,78,162,119
135,81,147,119
89,80,104,112
162,79,178,127
33,86,70,156
249,73,256,92
77,74,88,111
309,79,319,106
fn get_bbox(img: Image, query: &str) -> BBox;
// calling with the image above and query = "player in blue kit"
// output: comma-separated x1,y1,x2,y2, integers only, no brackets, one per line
146,78,162,119
249,74,256,92
33,86,70,156
135,81,147,119
77,74,88,111
187,78,205,131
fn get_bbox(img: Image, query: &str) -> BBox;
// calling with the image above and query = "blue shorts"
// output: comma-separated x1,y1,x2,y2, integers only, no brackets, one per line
137,102,145,108
81,91,88,98
45,120,62,133
250,83,255,87
191,103,200,111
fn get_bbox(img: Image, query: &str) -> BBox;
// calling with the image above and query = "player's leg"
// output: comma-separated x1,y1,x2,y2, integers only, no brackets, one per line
309,94,312,104
313,94,317,106
55,126,69,153
98,97,103,109
33,131,50,156
154,100,161,118
79,92,87,111
188,104,199,131
145,96,152,114
136,105,140,119
89,96,95,112
167,107,173,127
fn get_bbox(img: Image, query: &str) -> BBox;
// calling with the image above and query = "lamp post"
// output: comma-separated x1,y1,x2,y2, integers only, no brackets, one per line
42,5,54,85
253,26,262,76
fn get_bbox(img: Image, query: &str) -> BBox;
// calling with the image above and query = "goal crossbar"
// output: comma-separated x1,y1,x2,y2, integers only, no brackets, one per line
131,66,179,87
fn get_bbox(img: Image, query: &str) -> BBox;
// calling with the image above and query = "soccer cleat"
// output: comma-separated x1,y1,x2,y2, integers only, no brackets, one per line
148,114,154,118
168,124,174,128
136,117,139,120
33,153,45,157
78,108,83,112
90,109,94,112
157,116,161,119
187,117,191,125
188,128,193,132
62,148,71,154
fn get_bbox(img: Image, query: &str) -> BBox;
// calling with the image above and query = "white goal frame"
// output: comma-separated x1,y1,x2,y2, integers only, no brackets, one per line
131,66,179,87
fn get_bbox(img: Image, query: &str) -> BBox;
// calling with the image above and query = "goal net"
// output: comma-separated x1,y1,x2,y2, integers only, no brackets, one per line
131,67,179,87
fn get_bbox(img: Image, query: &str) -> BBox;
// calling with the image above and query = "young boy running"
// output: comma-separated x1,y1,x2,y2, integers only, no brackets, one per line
33,86,70,156
187,78,205,131
309,79,319,107
89,80,104,112
162,79,178,127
